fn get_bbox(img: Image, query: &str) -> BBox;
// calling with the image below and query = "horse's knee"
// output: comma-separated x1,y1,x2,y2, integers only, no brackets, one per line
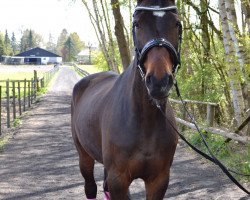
106,172,130,200
145,173,170,200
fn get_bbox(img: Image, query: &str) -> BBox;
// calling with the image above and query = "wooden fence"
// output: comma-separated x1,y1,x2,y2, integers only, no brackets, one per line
170,98,250,144
73,63,90,77
0,66,59,135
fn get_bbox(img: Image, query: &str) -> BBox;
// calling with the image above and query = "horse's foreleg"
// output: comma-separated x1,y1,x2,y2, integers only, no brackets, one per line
74,136,97,199
145,171,170,200
103,168,110,200
106,170,130,200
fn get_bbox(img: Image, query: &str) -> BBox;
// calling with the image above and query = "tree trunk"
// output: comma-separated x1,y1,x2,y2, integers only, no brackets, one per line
111,0,131,70
219,0,246,128
225,0,250,133
100,0,120,73
241,0,250,35
200,0,210,97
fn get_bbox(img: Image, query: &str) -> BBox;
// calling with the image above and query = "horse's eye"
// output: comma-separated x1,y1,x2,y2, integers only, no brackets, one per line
171,9,178,14
176,21,182,28
133,21,140,28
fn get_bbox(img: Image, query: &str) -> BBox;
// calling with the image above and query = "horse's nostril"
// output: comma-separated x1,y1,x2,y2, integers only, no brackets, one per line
169,75,173,84
161,74,173,86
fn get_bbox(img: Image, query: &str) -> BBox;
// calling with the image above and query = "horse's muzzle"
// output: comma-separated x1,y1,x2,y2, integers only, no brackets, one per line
145,74,173,99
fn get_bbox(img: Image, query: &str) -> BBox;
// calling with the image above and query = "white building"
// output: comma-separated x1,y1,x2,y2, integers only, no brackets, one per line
12,47,62,65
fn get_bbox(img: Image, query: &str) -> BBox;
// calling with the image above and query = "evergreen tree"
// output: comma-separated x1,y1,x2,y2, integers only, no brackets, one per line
4,30,13,55
11,32,18,55
64,36,75,61
0,33,5,57
20,29,43,52
28,29,35,49
46,33,56,53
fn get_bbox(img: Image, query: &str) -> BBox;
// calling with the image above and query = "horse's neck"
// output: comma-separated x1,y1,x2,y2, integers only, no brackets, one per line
124,61,163,116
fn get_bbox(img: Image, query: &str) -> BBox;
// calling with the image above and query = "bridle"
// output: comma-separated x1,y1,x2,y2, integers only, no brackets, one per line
132,5,183,79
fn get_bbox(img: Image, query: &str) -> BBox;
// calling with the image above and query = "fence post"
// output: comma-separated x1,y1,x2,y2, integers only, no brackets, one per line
0,86,2,135
34,70,40,92
12,81,16,120
18,81,22,116
181,102,187,131
28,81,31,107
31,78,34,103
6,80,10,128
207,104,215,127
23,79,26,111
40,78,44,88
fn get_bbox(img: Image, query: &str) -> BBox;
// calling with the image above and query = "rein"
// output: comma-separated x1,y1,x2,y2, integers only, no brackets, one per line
132,4,249,196
157,82,250,195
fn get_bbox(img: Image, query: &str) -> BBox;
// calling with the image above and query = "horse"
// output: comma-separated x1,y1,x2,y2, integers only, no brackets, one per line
71,0,182,199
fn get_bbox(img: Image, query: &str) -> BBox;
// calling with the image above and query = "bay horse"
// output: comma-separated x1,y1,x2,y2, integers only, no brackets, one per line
71,0,182,199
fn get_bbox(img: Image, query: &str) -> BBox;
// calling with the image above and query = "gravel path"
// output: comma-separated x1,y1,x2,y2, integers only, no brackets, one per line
0,66,249,200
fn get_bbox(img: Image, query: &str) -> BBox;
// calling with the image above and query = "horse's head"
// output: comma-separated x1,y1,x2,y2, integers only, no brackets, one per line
133,0,182,100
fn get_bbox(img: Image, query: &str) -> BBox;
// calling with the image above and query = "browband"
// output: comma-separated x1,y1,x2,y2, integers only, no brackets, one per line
135,6,177,12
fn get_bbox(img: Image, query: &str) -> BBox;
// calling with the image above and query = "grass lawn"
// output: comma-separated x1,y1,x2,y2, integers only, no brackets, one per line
0,72,44,80
0,65,55,97
0,65,54,80
77,65,103,74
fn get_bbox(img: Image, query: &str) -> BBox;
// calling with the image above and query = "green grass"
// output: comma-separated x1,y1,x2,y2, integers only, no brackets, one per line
13,118,22,127
184,130,250,182
0,137,9,152
0,72,44,80
77,65,103,74
0,65,58,98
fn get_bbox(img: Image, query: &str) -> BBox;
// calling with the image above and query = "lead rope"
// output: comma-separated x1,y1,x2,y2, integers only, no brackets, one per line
156,80,250,195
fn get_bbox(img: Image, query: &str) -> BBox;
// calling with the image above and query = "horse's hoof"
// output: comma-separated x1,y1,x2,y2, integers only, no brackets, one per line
87,199,96,200
104,192,111,200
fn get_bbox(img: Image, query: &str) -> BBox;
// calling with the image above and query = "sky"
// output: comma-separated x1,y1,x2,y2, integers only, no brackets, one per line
0,0,98,45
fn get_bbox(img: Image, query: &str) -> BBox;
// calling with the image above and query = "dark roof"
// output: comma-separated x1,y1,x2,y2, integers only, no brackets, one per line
15,47,61,57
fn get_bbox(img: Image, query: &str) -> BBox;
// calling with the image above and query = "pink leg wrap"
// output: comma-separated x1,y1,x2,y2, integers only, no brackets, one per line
87,198,96,200
104,192,111,200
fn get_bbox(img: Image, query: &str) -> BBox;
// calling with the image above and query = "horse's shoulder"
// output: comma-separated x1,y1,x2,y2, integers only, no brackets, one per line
72,71,118,105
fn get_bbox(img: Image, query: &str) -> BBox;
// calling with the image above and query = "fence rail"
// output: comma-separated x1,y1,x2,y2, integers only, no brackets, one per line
0,66,59,135
170,98,250,144
73,64,90,77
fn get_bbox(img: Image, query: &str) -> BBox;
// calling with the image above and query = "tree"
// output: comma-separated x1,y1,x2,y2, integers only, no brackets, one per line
46,33,57,53
111,0,131,70
0,32,5,57
218,0,246,127
11,32,19,55
241,0,250,35
20,29,43,52
62,33,85,62
4,30,13,55
82,0,121,73
56,29,68,60
70,32,85,55
64,37,76,62
28,30,34,49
